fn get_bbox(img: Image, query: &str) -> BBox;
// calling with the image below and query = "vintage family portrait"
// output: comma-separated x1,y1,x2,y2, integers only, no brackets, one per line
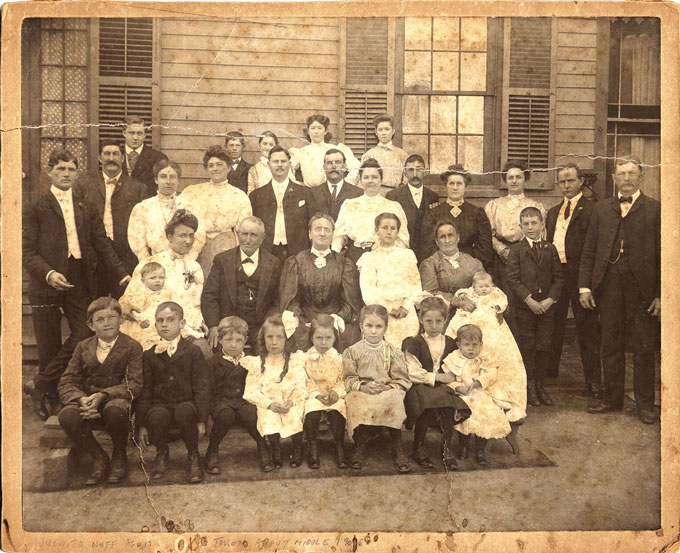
2,1,679,552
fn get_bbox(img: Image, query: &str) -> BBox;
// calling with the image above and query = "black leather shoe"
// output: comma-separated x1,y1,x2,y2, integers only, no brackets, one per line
187,452,203,483
536,381,554,406
23,379,49,421
350,440,366,470
152,446,169,479
411,442,434,468
588,401,620,414
527,381,541,407
86,454,111,486
108,448,128,483
290,439,304,468
335,440,348,469
257,440,275,472
639,409,658,424
205,446,220,474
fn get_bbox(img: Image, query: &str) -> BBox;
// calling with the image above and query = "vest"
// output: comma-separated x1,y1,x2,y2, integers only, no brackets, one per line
609,214,631,271
235,262,260,327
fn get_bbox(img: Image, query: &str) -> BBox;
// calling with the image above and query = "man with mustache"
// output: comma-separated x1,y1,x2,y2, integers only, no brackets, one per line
307,148,363,223
84,139,148,298
23,149,130,420
386,154,439,263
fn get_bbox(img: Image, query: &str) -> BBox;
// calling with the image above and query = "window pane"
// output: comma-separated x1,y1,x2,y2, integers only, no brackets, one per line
405,17,431,50
402,135,429,161
431,135,457,173
458,96,484,134
42,31,64,65
65,103,88,138
402,95,429,134
41,66,63,100
460,52,486,91
461,17,487,51
432,52,459,91
458,136,484,173
41,138,65,168
404,51,431,89
65,67,88,101
65,31,88,66
430,96,457,134
41,102,64,137
433,17,459,50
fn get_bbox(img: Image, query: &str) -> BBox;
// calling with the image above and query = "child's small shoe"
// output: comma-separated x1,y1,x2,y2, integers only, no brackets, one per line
257,440,275,472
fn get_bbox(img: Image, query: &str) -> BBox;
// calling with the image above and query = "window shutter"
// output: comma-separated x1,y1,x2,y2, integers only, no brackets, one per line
501,18,555,189
97,18,154,149
340,18,391,157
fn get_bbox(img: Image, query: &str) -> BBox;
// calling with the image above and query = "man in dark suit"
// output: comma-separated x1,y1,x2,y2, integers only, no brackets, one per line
249,145,310,264
386,154,439,263
121,116,168,197
202,216,282,350
307,148,363,222
225,131,252,195
23,149,130,419
506,206,563,407
84,140,148,297
579,158,660,424
545,164,602,398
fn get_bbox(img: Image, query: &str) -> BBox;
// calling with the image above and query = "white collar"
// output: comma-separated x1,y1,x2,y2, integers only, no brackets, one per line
507,193,525,201
272,178,289,191
240,248,259,263
525,236,541,247
222,350,245,364
103,171,123,184
378,141,394,150
232,158,241,165
328,179,343,191
618,189,641,202
97,336,119,350
446,198,464,207
211,179,230,187
50,186,73,201
160,335,181,348
126,145,143,155
565,192,582,205
311,247,331,257
407,183,423,196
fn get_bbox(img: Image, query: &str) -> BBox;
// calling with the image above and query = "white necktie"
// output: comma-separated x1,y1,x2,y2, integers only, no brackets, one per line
103,179,116,240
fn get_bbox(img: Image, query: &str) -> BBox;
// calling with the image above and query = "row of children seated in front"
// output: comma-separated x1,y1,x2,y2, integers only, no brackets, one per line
57,289,526,486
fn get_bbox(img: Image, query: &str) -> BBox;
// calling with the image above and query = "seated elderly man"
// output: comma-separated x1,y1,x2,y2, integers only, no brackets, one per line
202,216,282,351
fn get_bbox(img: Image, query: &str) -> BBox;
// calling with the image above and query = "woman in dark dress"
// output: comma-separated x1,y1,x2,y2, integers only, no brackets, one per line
420,164,493,269
279,212,363,351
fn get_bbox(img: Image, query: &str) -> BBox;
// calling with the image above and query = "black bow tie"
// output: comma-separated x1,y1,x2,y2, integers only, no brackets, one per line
619,196,633,204
242,257,254,264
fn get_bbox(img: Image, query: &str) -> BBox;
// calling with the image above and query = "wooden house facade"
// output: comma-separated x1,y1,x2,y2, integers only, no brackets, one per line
21,16,661,208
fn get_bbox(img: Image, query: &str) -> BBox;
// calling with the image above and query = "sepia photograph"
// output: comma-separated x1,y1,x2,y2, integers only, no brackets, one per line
2,2,679,551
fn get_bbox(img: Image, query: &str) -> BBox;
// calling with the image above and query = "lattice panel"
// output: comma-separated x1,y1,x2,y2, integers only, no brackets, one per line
65,139,88,169
65,30,87,65
65,67,87,100
41,102,63,137
42,30,64,65
65,103,88,138
40,139,65,169
41,66,63,100
65,19,87,30
42,18,64,30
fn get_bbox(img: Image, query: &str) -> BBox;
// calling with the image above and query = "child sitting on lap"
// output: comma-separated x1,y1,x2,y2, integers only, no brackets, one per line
343,304,412,473
242,314,307,469
303,314,348,469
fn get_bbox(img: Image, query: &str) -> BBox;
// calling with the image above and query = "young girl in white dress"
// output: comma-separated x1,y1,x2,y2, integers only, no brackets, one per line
343,305,412,473
302,314,348,469
442,324,513,466
447,270,527,441
357,212,422,348
243,314,307,469
120,262,172,350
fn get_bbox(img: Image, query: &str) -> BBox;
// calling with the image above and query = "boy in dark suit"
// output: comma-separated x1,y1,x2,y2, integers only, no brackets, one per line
579,158,660,424
506,206,563,407
57,297,143,485
307,148,363,222
545,163,601,398
386,154,439,263
23,149,131,420
137,302,211,483
225,131,252,194
205,317,271,474
121,116,168,197
249,145,310,264
84,139,148,297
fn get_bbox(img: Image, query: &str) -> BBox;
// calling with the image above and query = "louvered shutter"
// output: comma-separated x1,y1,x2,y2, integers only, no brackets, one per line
97,18,155,150
340,18,391,157
501,18,555,189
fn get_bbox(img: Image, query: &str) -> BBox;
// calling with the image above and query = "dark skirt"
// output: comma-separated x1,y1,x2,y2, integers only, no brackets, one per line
404,383,471,429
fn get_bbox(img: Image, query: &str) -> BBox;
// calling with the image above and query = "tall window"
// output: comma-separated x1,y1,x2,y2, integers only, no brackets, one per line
607,18,660,199
39,18,89,170
399,17,489,176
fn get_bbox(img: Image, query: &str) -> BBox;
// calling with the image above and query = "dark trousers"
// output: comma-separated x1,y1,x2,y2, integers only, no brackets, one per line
58,402,130,451
209,402,262,448
413,407,455,445
303,410,346,441
31,258,93,396
547,265,602,383
514,305,556,381
95,238,134,299
270,244,291,267
596,263,658,411
146,402,199,453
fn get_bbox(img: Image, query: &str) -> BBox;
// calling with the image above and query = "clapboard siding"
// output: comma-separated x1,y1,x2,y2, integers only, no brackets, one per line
160,17,341,185
554,18,598,171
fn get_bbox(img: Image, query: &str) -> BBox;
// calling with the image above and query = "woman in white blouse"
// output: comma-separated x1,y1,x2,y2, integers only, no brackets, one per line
356,212,423,347
127,160,205,263
332,159,410,264
247,130,279,195
177,145,252,277
290,114,360,187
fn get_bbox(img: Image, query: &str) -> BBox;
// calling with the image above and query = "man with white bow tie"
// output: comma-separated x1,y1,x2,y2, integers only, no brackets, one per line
545,164,602,399
202,216,282,351
23,149,130,420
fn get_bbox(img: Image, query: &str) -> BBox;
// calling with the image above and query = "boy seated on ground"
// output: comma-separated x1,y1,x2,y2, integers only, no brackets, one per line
136,301,211,484
57,297,143,485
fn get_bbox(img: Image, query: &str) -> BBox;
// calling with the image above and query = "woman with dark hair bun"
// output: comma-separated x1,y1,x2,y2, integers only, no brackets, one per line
290,114,360,187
